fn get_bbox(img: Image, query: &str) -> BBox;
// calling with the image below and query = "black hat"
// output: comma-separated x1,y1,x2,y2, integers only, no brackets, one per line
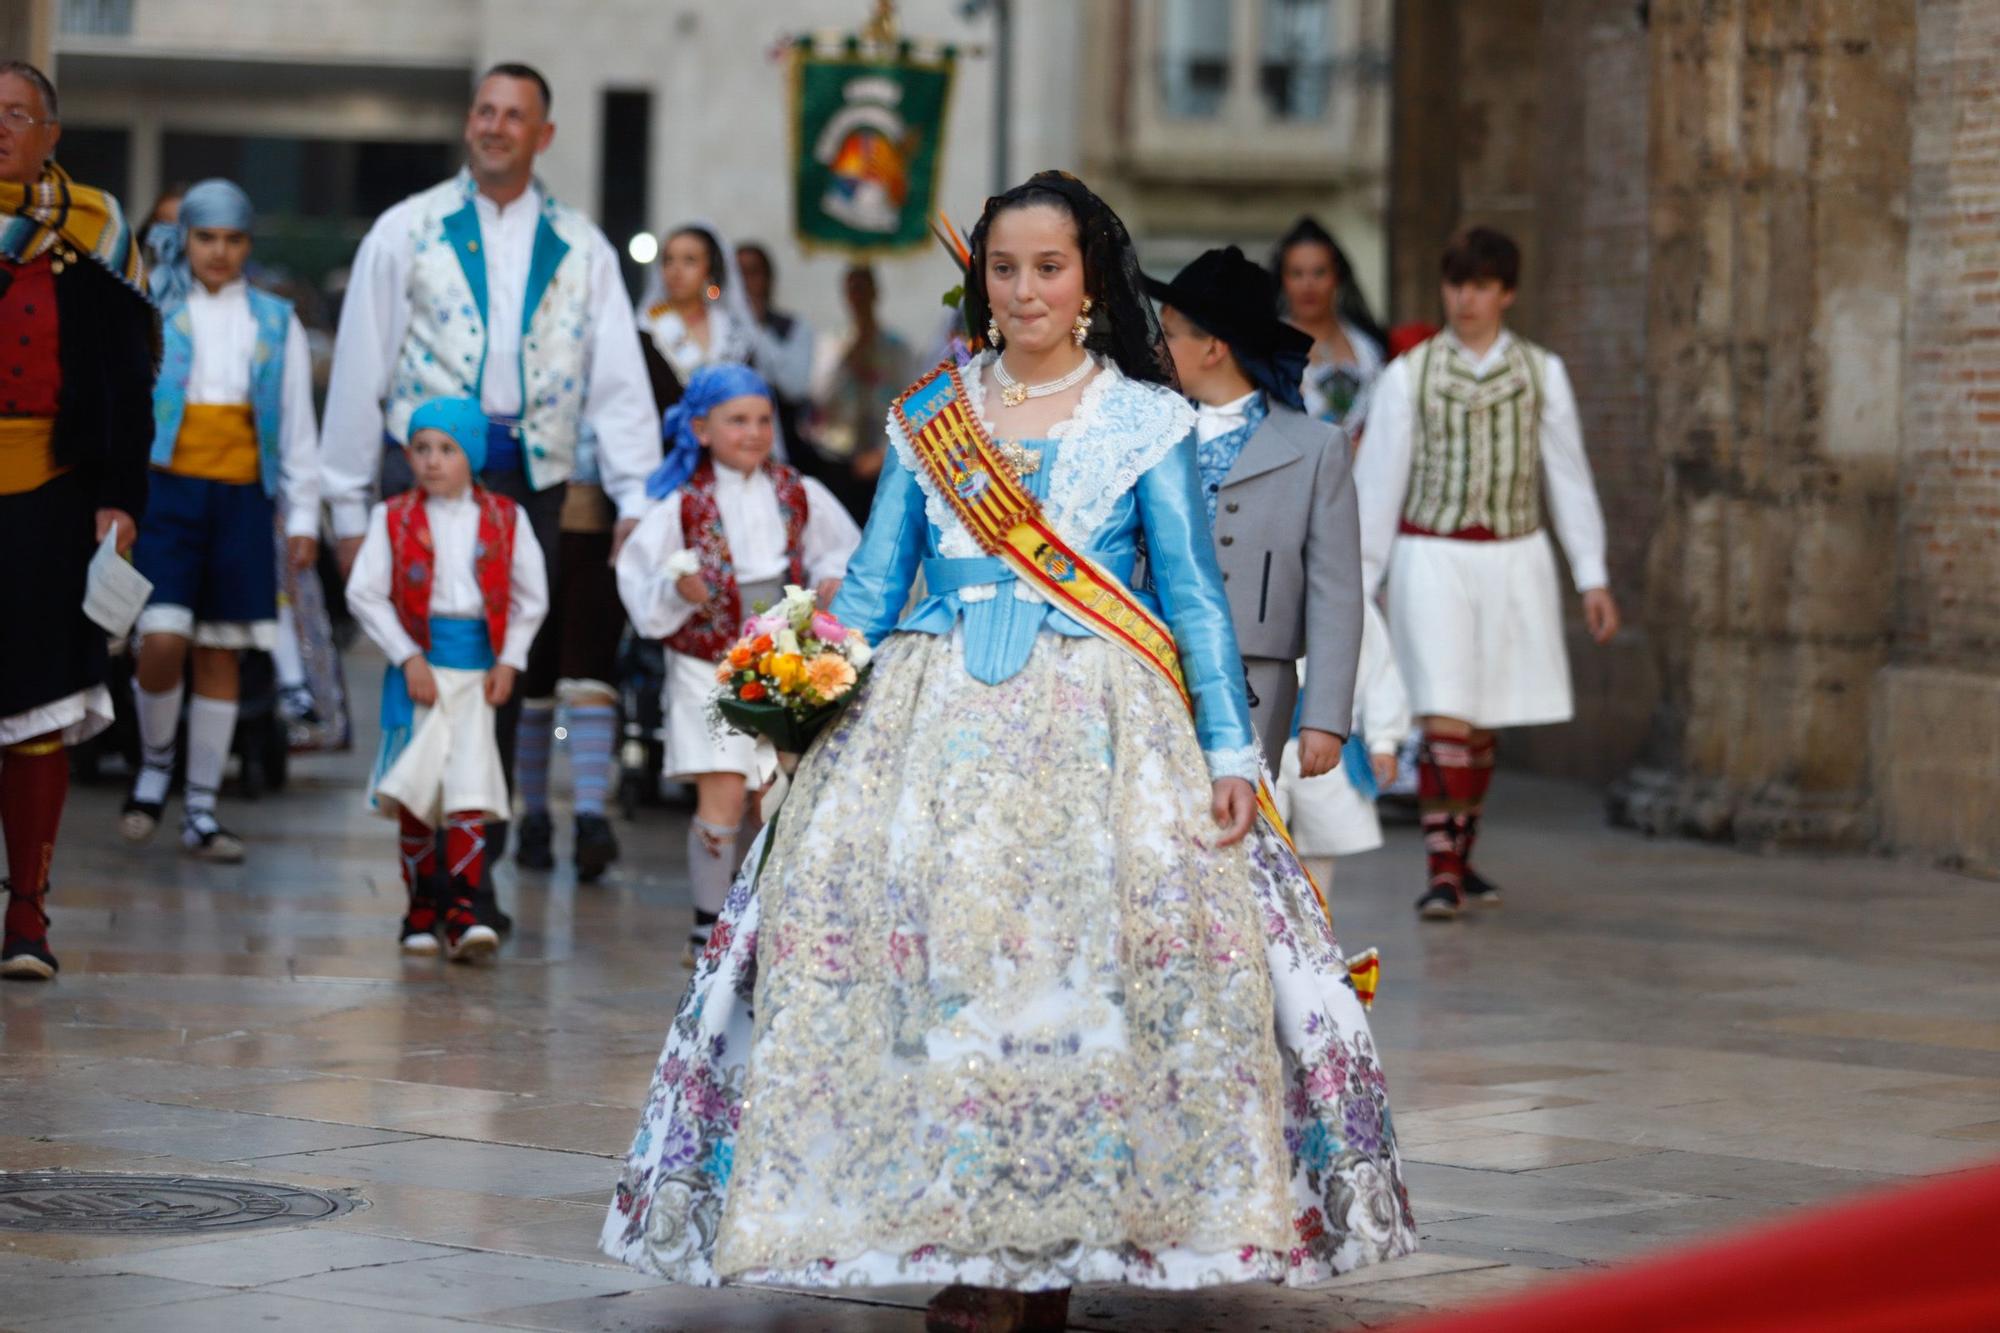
1145,246,1311,410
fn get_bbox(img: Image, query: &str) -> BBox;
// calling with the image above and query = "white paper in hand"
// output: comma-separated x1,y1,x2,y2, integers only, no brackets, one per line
83,527,153,637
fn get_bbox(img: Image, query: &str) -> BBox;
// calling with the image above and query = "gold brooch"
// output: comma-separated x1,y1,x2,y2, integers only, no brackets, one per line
995,441,1042,479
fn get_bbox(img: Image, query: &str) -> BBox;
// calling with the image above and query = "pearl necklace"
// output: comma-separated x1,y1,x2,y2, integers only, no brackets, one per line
993,352,1095,408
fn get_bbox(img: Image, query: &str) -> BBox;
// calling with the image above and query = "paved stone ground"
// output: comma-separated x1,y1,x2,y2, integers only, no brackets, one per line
2,677,1996,1330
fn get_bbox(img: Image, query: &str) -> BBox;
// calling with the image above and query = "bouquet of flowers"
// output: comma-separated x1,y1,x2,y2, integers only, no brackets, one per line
711,585,873,754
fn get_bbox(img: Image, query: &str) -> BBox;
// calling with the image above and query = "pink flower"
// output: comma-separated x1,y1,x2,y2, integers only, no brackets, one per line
742,610,786,639
810,611,847,644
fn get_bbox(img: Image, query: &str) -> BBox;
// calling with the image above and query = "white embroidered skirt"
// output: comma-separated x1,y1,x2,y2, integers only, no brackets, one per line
1275,739,1384,859
602,630,1416,1291
370,666,509,826
661,649,761,784
1385,530,1574,729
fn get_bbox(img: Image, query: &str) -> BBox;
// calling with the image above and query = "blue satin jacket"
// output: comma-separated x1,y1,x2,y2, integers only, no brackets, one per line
830,370,1260,782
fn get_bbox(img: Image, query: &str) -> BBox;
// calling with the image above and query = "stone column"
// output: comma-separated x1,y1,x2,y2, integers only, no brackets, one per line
1615,0,1916,845
1873,0,2000,876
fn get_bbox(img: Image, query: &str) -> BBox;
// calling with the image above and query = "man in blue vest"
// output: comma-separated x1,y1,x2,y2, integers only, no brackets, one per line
122,179,320,863
321,65,661,924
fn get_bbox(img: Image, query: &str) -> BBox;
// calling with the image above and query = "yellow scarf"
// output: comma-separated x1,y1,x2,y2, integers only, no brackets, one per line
0,160,146,291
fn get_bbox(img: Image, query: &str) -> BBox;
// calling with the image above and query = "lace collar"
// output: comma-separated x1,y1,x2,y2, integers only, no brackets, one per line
894,352,1196,570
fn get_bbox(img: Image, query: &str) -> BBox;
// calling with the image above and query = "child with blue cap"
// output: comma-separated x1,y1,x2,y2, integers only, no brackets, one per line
616,363,859,965
346,396,548,962
122,177,322,862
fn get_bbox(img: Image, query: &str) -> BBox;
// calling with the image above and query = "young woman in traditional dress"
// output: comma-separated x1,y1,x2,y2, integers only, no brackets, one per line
602,173,1415,1331
1271,217,1387,439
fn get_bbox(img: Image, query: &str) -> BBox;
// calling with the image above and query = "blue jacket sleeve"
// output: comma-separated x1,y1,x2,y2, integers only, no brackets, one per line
1136,431,1261,781
829,445,927,645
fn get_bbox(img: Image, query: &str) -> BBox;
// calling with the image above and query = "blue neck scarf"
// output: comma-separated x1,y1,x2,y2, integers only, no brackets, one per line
147,178,255,310
1195,392,1269,526
646,363,774,499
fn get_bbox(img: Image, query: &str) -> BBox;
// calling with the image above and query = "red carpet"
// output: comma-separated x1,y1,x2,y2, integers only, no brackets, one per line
1383,1157,2000,1332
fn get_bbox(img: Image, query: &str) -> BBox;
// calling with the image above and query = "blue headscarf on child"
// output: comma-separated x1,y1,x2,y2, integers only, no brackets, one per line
645,363,773,500
408,396,491,473
147,178,256,310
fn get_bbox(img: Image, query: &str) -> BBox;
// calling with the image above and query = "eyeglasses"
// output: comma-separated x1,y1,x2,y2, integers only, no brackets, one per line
0,108,55,131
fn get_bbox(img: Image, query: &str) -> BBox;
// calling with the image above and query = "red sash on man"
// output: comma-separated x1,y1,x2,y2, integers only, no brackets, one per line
385,487,516,653
664,459,810,662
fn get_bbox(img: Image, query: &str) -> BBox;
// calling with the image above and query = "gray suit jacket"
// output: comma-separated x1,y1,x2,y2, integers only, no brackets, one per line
1210,405,1364,737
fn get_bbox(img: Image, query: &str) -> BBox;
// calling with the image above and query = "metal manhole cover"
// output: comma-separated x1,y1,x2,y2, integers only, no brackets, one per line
0,1173,356,1234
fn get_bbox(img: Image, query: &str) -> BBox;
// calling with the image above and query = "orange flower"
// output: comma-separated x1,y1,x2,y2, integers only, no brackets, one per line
750,634,775,655
727,644,754,669
739,681,768,702
806,653,858,700
714,661,734,684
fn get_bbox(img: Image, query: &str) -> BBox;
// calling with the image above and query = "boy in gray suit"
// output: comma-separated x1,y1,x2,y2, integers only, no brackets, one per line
1150,247,1363,779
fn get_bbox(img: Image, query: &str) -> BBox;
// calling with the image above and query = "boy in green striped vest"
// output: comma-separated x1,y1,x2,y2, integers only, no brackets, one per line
1353,227,1621,920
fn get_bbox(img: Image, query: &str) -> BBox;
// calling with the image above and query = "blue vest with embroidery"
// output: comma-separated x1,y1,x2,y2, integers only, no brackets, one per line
150,286,292,496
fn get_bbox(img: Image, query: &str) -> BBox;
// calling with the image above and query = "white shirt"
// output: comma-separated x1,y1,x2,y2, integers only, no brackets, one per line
345,491,549,671
1355,329,1609,597
617,466,861,640
185,279,321,538
319,181,662,538
1194,389,1262,443
641,304,752,386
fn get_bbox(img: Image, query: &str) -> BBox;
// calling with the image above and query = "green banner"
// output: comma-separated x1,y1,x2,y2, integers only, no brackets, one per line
791,42,955,255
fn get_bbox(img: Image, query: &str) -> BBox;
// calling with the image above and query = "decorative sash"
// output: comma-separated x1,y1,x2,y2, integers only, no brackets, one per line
892,363,1340,929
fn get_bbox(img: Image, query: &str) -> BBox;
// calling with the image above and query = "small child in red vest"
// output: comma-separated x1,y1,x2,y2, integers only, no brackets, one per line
615,365,860,965
347,397,548,962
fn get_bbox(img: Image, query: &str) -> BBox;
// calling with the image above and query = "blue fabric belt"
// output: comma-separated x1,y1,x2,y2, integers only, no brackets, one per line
377,616,497,765
483,418,523,475
1343,733,1380,799
921,550,1135,595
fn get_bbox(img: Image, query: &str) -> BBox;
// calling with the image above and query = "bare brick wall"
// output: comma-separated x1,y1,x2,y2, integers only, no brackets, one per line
1875,0,2000,877
1898,0,2000,670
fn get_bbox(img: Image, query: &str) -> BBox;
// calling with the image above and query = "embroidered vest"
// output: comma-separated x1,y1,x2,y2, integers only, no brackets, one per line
383,173,596,493
664,459,809,662
150,286,292,495
384,487,517,655
1403,334,1545,539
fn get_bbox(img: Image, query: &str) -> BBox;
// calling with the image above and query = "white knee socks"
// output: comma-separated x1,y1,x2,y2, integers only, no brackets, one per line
183,695,239,817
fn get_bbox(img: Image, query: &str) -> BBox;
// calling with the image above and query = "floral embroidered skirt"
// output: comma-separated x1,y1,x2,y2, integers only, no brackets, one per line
601,630,1416,1291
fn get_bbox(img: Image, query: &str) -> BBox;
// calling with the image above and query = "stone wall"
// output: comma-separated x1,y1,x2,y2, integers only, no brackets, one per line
1876,0,2000,876
1390,0,2000,876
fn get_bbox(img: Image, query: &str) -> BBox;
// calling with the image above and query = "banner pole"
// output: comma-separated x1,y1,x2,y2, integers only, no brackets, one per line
991,0,1012,191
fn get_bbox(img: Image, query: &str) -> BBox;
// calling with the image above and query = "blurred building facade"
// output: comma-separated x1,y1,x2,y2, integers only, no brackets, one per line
40,0,1389,349
1389,0,2000,877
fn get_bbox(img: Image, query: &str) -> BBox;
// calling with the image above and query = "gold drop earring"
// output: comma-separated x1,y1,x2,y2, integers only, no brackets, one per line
987,317,1003,348
1072,297,1094,347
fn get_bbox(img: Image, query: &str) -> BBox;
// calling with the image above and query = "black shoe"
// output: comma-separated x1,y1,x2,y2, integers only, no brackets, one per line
120,794,165,843
1416,882,1463,921
1464,867,1504,907
180,810,246,863
470,888,513,934
515,811,555,871
2,887,58,980
573,813,619,884
485,819,510,863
